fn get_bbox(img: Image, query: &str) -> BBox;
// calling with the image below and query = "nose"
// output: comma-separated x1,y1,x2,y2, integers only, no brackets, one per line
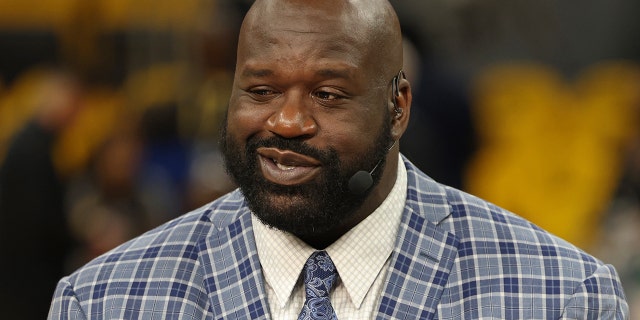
266,93,318,138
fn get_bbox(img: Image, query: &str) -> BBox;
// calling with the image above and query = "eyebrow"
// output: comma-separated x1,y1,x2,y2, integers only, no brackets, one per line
241,67,274,78
315,68,353,80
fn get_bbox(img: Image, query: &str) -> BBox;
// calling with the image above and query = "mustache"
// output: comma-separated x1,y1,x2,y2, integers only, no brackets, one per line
246,136,335,164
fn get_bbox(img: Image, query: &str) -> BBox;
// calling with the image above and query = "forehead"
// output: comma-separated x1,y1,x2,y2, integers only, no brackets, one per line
236,2,377,77
251,0,362,35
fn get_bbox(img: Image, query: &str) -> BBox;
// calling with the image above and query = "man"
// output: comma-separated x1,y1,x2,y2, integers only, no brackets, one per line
49,0,629,319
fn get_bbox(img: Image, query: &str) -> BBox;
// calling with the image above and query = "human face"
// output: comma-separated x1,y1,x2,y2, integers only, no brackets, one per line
221,2,397,238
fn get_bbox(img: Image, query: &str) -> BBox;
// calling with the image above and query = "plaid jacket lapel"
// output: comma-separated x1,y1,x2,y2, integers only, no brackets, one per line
376,158,460,319
197,193,271,319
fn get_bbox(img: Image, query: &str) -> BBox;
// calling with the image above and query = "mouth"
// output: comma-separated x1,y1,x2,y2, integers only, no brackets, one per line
257,147,322,185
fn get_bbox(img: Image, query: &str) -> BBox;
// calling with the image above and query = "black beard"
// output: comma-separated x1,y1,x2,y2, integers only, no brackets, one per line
219,114,393,238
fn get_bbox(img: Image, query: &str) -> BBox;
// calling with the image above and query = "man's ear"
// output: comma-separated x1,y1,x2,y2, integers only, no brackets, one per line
390,77,411,141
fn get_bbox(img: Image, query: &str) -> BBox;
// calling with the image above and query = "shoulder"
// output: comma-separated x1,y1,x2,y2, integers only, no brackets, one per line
404,157,600,266
48,190,258,318
58,190,249,296
402,157,619,287
402,157,628,317
441,183,599,264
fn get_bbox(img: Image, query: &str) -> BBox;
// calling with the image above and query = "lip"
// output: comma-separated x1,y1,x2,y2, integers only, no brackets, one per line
257,147,321,185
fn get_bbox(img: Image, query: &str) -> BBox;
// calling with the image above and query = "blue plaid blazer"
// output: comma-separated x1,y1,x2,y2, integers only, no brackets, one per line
49,157,629,319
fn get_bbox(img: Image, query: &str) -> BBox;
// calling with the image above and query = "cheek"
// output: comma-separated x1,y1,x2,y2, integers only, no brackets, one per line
318,114,382,158
227,102,270,140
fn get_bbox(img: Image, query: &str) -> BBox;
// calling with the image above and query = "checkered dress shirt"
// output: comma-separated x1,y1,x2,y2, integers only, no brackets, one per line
49,155,629,319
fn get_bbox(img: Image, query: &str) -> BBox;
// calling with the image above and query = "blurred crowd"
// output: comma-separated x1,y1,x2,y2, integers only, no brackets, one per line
0,0,639,318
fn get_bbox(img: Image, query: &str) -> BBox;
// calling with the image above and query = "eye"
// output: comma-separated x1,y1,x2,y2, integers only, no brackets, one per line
314,91,340,100
312,88,348,104
251,88,275,96
247,87,279,101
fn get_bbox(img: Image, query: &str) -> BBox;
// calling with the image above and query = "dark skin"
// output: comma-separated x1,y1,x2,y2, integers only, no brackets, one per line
226,0,412,248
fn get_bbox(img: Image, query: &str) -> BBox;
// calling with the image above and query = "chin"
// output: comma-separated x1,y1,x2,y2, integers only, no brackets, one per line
249,194,340,235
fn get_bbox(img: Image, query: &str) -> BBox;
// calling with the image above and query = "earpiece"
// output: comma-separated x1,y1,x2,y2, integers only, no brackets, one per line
392,70,405,119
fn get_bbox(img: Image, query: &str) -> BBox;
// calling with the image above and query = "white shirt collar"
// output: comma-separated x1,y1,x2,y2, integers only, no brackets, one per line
253,154,407,308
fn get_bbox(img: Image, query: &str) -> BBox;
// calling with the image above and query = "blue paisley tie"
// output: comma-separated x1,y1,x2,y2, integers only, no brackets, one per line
298,251,339,320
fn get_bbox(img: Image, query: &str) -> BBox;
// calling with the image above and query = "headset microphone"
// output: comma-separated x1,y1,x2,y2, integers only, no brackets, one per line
347,140,397,195
348,170,375,195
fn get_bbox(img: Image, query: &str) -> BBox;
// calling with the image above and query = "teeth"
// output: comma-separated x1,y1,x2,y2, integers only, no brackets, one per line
276,161,296,170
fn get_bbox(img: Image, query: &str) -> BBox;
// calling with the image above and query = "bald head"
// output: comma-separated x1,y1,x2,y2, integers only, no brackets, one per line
238,0,403,82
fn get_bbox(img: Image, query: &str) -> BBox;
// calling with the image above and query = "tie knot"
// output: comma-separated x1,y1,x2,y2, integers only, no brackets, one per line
303,251,338,298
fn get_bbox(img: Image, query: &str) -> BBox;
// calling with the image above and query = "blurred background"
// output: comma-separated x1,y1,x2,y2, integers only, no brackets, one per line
0,0,638,318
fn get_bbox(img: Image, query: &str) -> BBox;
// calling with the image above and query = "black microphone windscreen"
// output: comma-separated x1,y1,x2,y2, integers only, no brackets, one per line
348,170,373,195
